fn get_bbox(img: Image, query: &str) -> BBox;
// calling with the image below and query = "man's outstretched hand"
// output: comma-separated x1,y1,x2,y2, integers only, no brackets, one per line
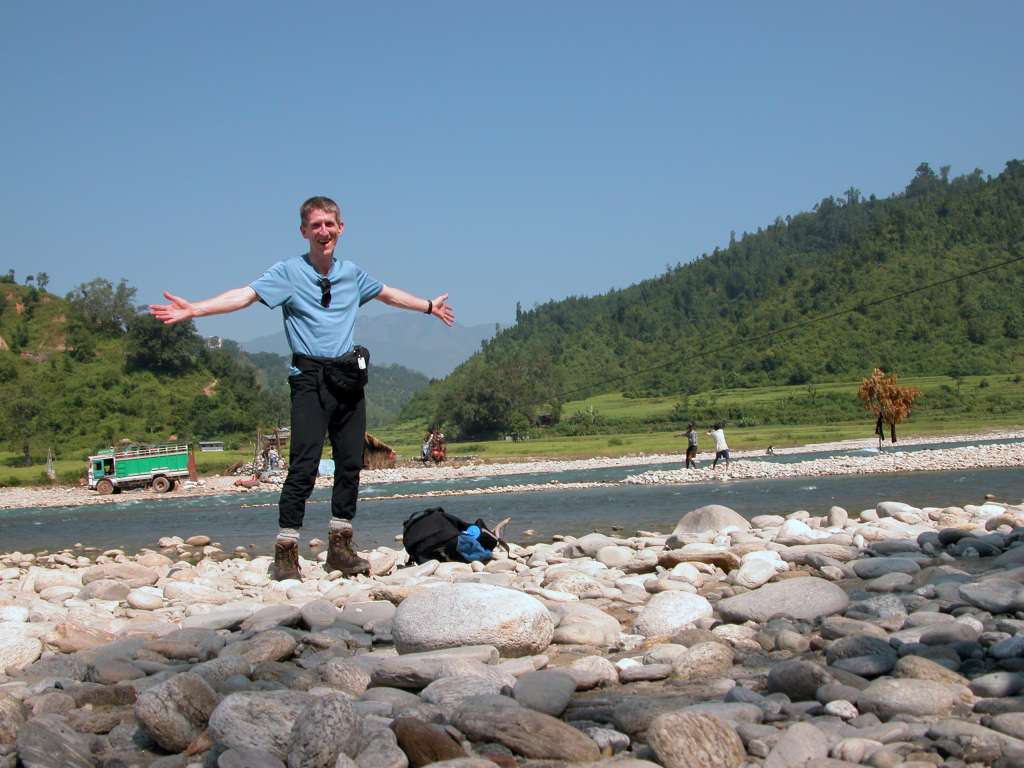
149,291,196,324
432,293,455,327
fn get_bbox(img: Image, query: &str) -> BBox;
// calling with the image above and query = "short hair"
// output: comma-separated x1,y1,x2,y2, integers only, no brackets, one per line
300,196,342,225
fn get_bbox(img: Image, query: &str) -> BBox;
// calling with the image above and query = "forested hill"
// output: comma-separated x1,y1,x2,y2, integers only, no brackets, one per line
0,279,428,464
401,161,1024,437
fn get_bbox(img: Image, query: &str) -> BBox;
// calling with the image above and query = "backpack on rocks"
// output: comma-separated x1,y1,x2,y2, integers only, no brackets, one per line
402,507,507,564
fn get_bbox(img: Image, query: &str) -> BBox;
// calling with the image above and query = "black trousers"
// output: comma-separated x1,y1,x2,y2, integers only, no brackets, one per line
278,370,365,529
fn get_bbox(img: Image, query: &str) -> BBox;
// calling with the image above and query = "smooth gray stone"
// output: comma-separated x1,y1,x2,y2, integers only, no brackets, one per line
852,558,921,579
286,692,362,766
763,721,828,768
716,578,848,623
831,655,896,678
816,682,863,704
14,715,94,768
356,646,498,689
766,660,831,702
970,672,1024,698
338,600,397,629
990,711,1024,740
920,622,981,645
857,678,968,719
959,579,1024,613
134,671,219,753
950,538,1003,557
618,663,672,683
241,605,303,633
181,605,258,630
870,540,922,555
826,634,896,663
208,690,313,759
218,747,286,768
865,572,913,592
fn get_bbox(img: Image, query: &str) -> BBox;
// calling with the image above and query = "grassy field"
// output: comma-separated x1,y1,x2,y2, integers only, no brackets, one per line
0,448,257,488
375,373,1024,460
3,374,1021,485
559,374,1024,421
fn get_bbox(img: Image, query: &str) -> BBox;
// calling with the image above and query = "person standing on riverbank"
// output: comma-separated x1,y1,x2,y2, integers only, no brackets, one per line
149,196,454,581
684,423,699,469
708,423,730,469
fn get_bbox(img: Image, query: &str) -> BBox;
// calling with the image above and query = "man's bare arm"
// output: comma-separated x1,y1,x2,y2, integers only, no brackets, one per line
374,285,455,327
149,287,259,325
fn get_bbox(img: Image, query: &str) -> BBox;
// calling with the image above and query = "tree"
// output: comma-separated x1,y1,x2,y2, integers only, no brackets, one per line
66,278,137,335
125,314,203,374
858,368,921,445
1,383,46,465
35,273,49,291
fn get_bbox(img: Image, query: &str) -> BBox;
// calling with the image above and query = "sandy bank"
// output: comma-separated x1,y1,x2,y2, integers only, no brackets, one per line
1,429,1020,511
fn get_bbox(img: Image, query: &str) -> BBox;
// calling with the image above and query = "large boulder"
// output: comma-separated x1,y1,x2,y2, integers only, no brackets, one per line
669,505,750,541
392,584,553,657
716,577,848,623
0,631,42,674
134,671,220,752
550,603,621,647
209,691,313,759
857,678,971,720
81,563,159,588
286,693,362,768
647,712,745,768
15,715,94,768
452,701,600,762
634,592,713,637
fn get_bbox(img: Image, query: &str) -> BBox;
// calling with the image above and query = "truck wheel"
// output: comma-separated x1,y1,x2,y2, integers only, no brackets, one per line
96,479,114,495
152,476,171,493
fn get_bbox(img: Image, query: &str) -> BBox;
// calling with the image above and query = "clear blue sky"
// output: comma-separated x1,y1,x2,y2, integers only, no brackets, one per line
2,1,1021,342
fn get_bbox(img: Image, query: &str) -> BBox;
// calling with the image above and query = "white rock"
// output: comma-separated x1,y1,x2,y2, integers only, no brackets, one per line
633,592,713,637
392,583,554,657
127,587,165,611
0,606,29,623
669,563,704,586
596,546,634,568
733,559,777,589
0,631,43,673
163,582,233,604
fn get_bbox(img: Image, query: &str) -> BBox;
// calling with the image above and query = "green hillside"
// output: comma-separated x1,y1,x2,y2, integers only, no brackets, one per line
245,351,430,428
401,161,1024,438
0,278,427,476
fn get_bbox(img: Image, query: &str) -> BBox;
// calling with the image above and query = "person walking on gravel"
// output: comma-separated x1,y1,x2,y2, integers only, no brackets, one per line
150,196,454,580
707,423,730,469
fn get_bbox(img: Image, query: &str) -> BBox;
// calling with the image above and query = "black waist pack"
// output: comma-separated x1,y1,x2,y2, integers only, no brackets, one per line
402,507,505,565
293,346,370,392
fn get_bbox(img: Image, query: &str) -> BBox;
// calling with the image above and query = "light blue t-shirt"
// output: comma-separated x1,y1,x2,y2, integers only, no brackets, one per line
250,254,382,376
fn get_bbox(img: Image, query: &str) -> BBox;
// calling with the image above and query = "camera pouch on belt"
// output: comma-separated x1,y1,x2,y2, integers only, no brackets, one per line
323,345,370,392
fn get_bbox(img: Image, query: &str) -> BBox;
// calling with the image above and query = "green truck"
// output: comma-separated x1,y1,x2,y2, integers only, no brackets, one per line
88,443,193,495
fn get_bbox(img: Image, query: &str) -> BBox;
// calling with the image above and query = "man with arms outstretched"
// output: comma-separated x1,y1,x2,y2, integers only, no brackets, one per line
150,196,454,580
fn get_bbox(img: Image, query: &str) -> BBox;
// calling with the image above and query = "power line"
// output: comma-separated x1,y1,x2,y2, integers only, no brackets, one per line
552,250,1024,403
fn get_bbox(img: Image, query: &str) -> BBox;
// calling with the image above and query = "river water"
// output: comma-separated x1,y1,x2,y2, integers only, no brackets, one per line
2,465,1021,556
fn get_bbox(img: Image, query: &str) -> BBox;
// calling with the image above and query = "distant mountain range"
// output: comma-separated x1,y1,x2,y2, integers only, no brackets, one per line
241,311,495,379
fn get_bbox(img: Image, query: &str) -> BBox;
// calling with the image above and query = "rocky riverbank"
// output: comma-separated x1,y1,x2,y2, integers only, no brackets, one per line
4,491,1024,766
625,441,1024,486
1,430,1022,511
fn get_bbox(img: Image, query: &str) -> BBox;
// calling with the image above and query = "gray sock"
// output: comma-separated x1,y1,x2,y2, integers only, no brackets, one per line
329,519,353,533
277,528,301,542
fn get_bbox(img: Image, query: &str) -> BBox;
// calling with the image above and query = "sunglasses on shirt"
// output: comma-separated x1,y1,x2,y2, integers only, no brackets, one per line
318,277,331,308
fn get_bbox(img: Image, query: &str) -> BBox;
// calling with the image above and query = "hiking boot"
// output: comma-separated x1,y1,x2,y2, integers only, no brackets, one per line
326,525,371,576
269,539,302,581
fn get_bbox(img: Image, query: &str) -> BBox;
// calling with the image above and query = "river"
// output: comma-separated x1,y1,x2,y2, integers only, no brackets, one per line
2,466,1020,555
